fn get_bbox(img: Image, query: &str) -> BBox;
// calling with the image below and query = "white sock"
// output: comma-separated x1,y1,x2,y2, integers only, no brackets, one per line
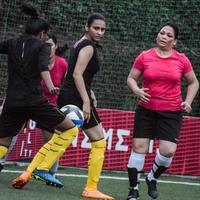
148,149,173,181
127,151,146,170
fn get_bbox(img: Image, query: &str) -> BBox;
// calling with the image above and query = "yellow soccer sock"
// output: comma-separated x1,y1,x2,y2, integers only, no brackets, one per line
0,146,8,159
37,126,79,171
26,134,59,173
86,139,106,189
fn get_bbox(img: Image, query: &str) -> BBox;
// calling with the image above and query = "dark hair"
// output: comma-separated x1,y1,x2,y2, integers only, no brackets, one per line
158,22,179,39
47,33,68,56
56,44,68,56
21,4,50,35
47,33,57,45
87,13,105,27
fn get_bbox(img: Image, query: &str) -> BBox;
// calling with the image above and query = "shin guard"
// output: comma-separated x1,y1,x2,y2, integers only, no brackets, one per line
86,139,106,189
0,146,8,159
128,168,139,188
27,134,59,173
37,126,79,171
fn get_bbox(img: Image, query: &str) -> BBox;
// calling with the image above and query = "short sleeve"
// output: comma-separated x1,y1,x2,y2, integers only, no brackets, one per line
132,52,144,72
38,43,51,73
182,55,192,74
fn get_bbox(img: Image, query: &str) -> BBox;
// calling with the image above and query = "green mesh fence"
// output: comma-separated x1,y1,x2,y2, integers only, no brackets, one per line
0,0,199,115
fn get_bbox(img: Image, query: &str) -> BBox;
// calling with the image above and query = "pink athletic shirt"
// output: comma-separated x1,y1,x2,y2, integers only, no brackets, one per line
133,48,192,111
41,55,68,106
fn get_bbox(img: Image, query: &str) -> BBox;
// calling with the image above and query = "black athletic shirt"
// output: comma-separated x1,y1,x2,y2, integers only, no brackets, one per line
60,39,100,103
0,34,50,106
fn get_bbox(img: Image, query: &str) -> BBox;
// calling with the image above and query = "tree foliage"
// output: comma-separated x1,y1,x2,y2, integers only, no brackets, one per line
0,0,199,114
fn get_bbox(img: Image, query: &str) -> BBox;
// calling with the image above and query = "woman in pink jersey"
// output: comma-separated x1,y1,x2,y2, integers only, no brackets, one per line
126,22,199,200
41,34,68,107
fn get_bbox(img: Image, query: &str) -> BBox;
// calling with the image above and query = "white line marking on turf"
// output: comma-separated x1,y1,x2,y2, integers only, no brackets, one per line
2,169,200,186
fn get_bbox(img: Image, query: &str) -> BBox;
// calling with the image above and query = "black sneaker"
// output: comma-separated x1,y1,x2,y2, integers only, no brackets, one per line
145,177,158,199
126,187,139,200
0,164,3,172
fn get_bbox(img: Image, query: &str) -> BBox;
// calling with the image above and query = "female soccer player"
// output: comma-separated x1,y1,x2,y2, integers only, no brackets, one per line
39,33,68,176
0,34,68,179
0,4,78,189
56,13,113,199
126,22,199,200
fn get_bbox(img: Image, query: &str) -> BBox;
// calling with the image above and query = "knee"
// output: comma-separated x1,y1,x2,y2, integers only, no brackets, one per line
133,141,149,154
159,140,177,157
91,139,106,149
57,126,79,142
159,146,176,157
0,137,13,147
66,126,79,137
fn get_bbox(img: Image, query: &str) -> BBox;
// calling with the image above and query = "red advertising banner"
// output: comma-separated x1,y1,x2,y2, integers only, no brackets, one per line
7,109,200,176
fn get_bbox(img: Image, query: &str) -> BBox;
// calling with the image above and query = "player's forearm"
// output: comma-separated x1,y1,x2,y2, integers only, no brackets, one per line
73,74,90,103
185,80,199,105
127,77,140,95
40,71,55,91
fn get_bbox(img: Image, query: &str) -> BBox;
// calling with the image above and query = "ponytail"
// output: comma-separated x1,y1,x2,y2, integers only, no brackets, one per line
56,44,68,56
20,4,39,19
21,4,49,36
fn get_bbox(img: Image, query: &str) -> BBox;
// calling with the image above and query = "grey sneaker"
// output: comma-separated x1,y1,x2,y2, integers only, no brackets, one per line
145,177,158,199
126,187,139,200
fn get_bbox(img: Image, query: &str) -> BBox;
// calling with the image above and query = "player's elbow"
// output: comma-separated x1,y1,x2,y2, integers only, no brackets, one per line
73,71,82,81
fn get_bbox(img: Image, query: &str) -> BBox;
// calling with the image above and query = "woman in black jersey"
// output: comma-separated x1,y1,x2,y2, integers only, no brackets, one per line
57,13,114,200
0,34,69,183
0,4,78,189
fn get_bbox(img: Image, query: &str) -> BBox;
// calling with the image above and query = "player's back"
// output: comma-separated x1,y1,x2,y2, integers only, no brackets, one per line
0,34,50,106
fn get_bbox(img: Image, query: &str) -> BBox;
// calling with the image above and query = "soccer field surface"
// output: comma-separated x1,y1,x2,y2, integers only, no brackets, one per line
0,165,199,200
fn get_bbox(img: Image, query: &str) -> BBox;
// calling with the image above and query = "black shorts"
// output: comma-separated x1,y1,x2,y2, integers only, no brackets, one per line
58,91,101,130
134,106,183,143
0,100,65,138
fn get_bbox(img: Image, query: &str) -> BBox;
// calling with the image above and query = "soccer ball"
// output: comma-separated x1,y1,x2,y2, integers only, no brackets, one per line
60,104,84,127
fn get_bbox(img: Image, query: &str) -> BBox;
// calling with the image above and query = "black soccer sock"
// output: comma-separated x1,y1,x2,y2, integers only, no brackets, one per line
128,167,139,188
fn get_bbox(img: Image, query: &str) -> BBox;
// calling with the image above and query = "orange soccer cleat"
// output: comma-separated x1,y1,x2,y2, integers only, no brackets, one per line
12,170,31,189
82,187,114,200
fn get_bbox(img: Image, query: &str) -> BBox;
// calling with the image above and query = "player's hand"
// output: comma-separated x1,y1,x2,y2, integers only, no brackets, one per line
83,101,91,123
49,87,60,95
181,101,192,113
135,87,151,103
